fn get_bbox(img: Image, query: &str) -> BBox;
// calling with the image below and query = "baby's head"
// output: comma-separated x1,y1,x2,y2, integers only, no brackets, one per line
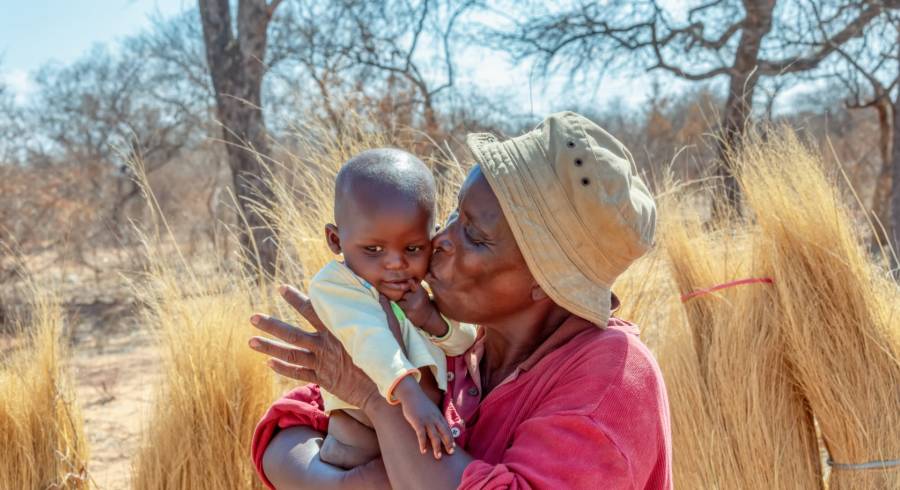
326,148,436,301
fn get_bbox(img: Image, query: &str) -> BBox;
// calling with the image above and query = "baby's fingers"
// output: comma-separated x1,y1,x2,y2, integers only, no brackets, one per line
438,421,455,454
414,424,429,455
427,424,443,459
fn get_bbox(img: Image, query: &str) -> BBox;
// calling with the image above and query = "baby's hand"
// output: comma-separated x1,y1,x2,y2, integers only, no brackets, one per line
393,375,455,459
397,280,448,337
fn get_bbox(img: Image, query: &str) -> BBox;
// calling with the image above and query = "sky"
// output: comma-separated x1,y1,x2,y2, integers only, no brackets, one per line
0,0,190,101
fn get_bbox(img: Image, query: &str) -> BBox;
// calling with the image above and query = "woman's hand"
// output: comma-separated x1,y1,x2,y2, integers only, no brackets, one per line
248,285,379,411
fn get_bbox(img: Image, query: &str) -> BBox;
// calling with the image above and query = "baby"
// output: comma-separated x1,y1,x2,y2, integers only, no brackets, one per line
309,148,476,466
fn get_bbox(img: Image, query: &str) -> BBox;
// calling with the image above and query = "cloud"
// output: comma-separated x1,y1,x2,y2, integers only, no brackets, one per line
1,68,34,104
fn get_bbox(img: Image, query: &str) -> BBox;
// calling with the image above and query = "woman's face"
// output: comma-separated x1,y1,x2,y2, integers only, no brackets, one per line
426,165,537,324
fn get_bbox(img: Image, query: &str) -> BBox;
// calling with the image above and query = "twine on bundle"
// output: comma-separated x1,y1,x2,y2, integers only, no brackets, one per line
827,458,900,471
680,277,774,303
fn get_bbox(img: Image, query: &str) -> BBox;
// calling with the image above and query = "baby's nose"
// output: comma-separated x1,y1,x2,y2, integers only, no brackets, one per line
384,253,407,269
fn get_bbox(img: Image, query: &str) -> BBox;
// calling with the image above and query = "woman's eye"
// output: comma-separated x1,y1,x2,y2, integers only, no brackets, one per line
364,246,383,253
464,226,483,246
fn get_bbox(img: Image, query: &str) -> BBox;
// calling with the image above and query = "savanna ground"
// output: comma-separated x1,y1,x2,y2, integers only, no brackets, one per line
3,248,171,488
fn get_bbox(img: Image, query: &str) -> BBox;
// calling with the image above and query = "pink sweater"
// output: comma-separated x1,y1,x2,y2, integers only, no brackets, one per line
251,315,672,489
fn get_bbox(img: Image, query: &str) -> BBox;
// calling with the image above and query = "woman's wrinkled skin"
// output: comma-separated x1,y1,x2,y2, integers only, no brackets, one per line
249,166,572,489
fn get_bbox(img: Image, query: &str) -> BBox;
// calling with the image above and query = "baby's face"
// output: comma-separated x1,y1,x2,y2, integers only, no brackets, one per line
335,200,434,302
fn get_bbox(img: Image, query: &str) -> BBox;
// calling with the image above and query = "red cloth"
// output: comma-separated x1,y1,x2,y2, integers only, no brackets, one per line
251,316,672,489
250,384,330,489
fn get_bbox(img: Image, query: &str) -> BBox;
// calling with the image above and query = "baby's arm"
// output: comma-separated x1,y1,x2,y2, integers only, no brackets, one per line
396,280,448,337
311,265,454,460
309,266,424,400
398,281,478,357
392,373,455,459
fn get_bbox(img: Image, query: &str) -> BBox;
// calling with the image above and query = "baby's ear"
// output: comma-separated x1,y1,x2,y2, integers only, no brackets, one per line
324,224,342,254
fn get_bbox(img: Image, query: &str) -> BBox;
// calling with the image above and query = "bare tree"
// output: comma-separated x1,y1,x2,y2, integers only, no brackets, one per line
826,9,900,273
497,0,889,212
0,66,23,165
131,10,216,132
270,0,473,139
26,45,198,242
197,0,284,276
341,0,474,136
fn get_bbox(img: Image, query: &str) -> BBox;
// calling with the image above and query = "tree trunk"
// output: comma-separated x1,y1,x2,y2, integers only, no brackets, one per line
869,98,893,254
890,88,900,279
713,0,776,218
198,0,279,277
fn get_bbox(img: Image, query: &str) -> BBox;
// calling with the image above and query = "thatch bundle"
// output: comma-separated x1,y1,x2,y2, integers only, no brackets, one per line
738,131,900,489
656,202,823,489
0,291,89,489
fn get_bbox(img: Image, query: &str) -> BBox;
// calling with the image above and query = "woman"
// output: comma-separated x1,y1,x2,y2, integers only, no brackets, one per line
249,112,671,489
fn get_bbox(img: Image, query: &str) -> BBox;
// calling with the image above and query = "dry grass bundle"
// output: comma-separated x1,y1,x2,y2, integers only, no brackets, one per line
658,197,822,489
613,244,673,350
738,130,900,489
0,288,89,489
129,253,278,490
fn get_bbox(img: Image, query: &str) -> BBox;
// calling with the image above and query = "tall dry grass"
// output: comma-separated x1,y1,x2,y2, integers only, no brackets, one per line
0,286,89,489
128,248,279,490
127,154,280,489
738,130,900,489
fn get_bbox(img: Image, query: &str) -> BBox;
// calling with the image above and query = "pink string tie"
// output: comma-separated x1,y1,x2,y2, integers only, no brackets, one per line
680,277,774,303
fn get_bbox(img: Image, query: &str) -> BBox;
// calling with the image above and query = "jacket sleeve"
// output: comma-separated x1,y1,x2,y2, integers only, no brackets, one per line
458,414,636,490
309,271,420,401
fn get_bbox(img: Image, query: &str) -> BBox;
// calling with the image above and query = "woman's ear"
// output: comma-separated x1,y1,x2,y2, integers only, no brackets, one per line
530,282,549,302
325,224,342,254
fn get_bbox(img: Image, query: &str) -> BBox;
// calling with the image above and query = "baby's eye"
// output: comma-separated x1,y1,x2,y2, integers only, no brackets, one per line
406,245,423,253
364,245,383,253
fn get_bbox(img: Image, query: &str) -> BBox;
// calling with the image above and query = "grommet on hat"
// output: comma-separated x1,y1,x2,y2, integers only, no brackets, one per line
466,112,656,327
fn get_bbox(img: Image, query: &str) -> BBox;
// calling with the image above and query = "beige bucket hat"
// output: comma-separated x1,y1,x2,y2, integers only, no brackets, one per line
466,111,656,327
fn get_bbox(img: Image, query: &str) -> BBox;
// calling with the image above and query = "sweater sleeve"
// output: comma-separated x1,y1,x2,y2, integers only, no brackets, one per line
458,413,634,490
309,263,420,401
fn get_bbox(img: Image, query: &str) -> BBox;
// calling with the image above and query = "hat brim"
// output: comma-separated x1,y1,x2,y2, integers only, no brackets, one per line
466,132,613,328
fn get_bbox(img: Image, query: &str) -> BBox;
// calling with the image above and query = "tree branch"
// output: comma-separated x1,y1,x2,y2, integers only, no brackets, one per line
758,3,883,75
267,0,283,18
